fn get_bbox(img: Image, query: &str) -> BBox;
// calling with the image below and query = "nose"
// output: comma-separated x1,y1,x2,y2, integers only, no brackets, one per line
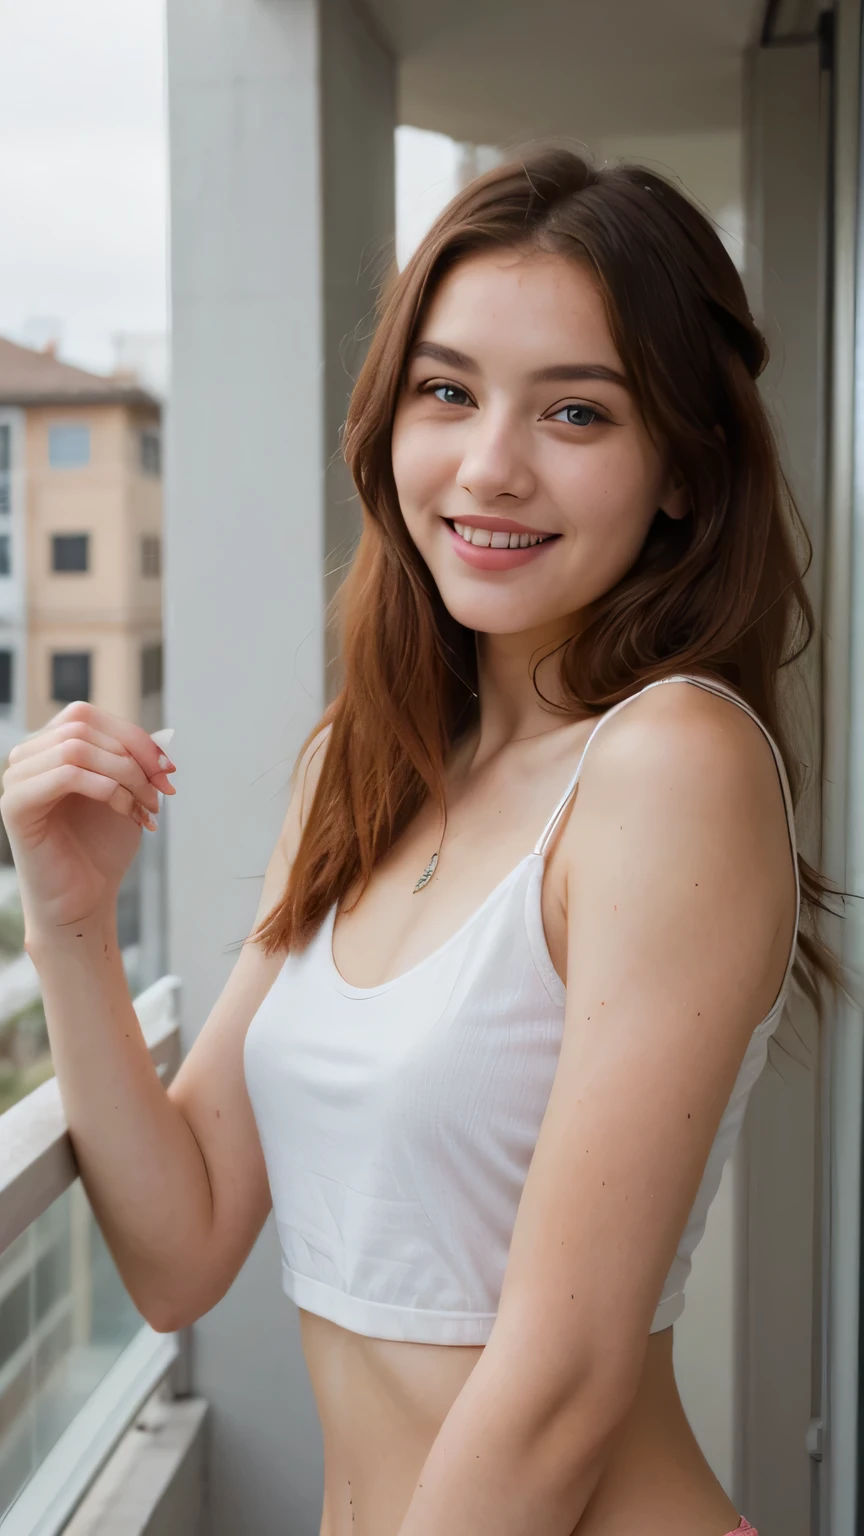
457,405,535,504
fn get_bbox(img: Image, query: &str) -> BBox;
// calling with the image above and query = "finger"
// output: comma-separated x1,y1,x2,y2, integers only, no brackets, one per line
4,740,161,815
2,762,151,828
8,719,128,767
107,782,159,830
8,721,176,795
45,702,176,787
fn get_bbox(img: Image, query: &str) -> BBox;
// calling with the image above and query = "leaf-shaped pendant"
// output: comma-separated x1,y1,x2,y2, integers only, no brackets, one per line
412,851,438,893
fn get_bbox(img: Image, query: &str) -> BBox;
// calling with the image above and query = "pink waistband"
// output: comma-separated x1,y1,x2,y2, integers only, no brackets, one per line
729,1522,758,1535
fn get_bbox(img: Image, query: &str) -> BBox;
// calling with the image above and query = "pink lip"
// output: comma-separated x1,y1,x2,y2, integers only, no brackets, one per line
444,520,559,571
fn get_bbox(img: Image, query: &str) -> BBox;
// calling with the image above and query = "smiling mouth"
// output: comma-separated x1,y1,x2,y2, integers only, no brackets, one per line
446,519,559,550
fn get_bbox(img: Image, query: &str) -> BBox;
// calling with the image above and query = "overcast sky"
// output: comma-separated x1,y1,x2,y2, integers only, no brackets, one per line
0,0,461,381
1,0,168,374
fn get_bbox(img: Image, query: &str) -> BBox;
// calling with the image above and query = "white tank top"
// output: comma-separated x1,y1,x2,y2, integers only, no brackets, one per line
243,674,801,1345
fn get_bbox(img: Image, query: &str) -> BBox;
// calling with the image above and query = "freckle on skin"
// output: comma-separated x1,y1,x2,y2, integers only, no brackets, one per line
216,1109,221,1118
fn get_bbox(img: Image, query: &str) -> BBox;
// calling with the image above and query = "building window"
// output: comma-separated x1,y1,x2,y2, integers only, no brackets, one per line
140,429,161,476
51,652,91,704
0,651,13,707
0,536,11,577
48,424,90,469
140,643,162,698
141,534,161,577
52,534,89,573
0,424,10,515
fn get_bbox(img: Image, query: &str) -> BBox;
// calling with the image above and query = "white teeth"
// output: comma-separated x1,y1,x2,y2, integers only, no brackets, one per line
452,521,550,549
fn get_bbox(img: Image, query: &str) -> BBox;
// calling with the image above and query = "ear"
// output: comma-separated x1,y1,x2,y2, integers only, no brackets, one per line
659,472,690,522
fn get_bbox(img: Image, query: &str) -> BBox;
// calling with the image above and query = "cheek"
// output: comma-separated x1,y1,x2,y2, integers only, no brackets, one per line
390,421,449,519
550,440,661,539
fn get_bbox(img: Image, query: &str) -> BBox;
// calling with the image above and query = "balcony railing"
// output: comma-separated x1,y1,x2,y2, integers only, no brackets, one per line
0,974,184,1535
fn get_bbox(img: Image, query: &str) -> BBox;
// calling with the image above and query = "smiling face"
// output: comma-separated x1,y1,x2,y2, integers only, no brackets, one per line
390,248,688,641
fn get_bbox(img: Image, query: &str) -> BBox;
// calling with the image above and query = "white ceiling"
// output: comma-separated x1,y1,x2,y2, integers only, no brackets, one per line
365,0,767,144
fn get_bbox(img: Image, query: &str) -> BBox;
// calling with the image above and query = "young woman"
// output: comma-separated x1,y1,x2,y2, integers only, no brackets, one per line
2,149,846,1536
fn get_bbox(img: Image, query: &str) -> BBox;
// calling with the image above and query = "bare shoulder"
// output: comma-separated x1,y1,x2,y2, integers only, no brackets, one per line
563,675,796,928
281,720,334,860
295,719,334,799
581,676,788,818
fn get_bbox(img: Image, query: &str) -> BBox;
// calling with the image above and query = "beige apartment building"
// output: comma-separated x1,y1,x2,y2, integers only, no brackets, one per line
0,337,164,751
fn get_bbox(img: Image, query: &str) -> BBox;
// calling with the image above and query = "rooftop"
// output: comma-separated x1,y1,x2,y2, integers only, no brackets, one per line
0,336,159,410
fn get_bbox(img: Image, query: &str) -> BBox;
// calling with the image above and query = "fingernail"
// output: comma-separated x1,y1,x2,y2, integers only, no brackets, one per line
157,753,173,770
150,727,175,750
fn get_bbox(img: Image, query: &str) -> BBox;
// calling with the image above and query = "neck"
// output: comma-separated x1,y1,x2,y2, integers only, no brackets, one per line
469,616,588,764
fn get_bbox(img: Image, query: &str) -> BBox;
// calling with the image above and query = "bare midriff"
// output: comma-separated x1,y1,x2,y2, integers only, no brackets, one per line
303,1310,743,1536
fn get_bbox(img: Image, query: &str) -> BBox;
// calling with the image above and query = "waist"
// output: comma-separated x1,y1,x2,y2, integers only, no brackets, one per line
302,1312,732,1536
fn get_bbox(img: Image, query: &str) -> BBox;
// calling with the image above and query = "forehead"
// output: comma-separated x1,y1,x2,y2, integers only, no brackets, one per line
414,249,619,365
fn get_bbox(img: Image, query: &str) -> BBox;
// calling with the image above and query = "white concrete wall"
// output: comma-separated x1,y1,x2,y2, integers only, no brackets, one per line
596,128,745,268
738,41,827,1534
165,1,394,1531
320,0,397,663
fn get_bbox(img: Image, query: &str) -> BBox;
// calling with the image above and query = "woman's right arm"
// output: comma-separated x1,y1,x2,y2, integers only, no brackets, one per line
4,706,329,1333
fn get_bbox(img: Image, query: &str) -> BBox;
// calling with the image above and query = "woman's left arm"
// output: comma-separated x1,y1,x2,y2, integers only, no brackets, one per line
396,686,796,1536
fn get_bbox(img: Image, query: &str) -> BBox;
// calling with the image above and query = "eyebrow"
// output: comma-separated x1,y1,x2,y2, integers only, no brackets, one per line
408,341,630,391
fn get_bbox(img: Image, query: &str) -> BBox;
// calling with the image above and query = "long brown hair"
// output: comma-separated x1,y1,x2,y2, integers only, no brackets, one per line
251,145,846,1016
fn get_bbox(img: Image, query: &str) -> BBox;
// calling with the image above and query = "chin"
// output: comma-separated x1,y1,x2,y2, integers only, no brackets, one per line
434,581,569,637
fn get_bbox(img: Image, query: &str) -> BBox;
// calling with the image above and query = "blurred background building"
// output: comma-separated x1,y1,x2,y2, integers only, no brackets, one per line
0,337,163,746
0,1,863,1535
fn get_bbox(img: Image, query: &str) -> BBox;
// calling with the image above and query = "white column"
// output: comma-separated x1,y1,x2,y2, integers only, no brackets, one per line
738,36,829,1536
164,3,395,1531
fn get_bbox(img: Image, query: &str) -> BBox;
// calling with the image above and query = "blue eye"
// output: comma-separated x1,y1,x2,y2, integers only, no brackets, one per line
551,404,602,427
431,384,471,406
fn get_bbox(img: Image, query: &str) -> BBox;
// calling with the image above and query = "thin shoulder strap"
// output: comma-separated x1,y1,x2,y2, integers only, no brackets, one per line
534,674,802,951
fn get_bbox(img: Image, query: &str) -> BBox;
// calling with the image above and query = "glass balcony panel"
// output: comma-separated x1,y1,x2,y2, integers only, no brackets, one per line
0,1183,146,1521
